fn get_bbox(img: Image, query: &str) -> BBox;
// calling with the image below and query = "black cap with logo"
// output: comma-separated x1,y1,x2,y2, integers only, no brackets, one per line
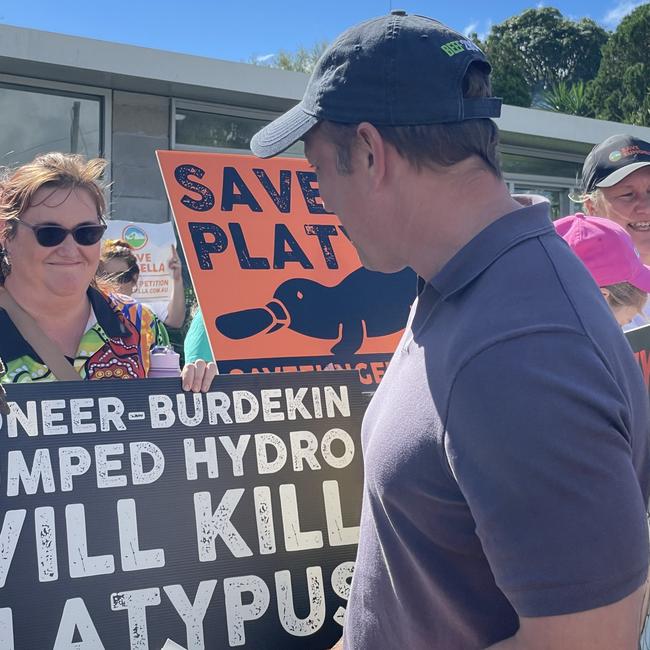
251,11,502,158
581,134,650,193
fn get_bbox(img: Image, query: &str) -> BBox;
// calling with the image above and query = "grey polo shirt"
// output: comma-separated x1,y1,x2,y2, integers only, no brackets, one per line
344,199,650,649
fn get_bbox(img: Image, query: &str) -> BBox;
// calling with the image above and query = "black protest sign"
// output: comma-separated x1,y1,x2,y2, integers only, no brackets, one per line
625,324,650,391
0,371,364,649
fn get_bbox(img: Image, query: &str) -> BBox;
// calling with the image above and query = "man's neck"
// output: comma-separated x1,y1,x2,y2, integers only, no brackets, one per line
396,163,523,281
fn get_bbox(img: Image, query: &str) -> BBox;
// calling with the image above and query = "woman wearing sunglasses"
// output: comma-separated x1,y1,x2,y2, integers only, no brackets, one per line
0,152,216,391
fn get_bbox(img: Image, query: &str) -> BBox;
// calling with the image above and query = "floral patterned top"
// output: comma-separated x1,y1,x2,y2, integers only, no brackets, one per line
0,287,169,383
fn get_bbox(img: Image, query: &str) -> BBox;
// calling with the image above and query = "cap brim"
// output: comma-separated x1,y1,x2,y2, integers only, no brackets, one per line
629,263,650,293
250,104,319,158
595,161,650,188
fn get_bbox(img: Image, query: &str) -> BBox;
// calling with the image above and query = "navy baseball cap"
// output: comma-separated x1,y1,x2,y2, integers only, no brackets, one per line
251,10,502,158
581,135,650,193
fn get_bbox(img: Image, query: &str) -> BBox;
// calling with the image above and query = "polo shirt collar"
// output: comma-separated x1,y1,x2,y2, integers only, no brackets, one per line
428,196,553,299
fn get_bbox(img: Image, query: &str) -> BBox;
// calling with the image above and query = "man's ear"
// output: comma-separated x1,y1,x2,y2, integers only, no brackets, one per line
355,122,387,187
600,287,611,301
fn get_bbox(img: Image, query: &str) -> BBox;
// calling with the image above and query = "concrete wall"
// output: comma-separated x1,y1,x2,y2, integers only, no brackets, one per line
110,91,170,224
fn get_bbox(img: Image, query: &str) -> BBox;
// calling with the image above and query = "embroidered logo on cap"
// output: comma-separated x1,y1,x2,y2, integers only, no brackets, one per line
610,145,650,162
441,39,482,57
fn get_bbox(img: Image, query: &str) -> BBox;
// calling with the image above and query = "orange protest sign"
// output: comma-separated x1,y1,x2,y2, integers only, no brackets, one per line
157,151,415,385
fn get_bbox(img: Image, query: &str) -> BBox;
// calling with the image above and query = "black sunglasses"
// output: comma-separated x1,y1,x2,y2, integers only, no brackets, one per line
113,265,139,285
15,220,107,247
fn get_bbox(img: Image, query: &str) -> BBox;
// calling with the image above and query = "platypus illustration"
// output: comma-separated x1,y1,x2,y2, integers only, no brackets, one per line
215,267,416,354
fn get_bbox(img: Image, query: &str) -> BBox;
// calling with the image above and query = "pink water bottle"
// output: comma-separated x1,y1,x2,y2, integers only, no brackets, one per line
148,346,181,378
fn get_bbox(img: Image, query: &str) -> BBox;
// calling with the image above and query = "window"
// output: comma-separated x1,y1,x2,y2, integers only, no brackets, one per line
174,103,304,157
501,153,582,181
176,108,266,151
0,82,104,167
502,149,584,219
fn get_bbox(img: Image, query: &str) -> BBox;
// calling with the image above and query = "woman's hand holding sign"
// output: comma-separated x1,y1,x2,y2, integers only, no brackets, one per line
181,358,218,392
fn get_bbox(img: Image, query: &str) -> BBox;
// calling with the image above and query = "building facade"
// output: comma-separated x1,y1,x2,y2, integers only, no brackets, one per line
2,23,650,223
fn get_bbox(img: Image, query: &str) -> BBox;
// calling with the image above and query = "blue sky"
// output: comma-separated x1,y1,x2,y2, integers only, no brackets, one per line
0,0,645,63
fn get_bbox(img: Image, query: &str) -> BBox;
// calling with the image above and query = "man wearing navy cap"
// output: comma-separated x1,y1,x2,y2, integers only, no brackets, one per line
252,12,650,650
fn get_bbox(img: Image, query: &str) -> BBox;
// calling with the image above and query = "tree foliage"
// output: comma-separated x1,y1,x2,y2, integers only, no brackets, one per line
540,80,593,116
588,4,650,126
484,8,608,105
250,41,328,75
480,36,532,108
245,6,650,126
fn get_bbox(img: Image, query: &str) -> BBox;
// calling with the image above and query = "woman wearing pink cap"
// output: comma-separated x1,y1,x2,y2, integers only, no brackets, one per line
579,134,650,329
555,212,650,327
